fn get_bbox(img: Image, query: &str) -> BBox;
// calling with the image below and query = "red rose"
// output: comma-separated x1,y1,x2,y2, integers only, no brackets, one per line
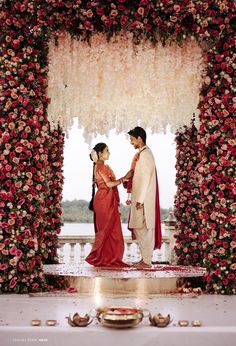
129,21,137,28
96,7,104,16
9,278,17,289
144,24,152,30
223,278,229,286
215,55,223,62
84,21,93,29
211,257,218,264
120,15,127,25
227,274,235,280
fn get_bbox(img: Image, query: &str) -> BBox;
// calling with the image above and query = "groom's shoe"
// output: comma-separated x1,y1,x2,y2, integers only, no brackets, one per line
133,260,152,269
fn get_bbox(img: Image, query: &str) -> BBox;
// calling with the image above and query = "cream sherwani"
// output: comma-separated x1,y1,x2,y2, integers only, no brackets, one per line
128,146,156,264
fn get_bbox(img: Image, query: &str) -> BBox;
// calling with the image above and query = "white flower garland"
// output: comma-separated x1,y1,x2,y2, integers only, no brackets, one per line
47,32,205,142
90,149,98,163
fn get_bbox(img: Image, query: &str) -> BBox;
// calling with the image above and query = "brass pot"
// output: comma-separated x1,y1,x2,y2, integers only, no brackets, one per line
96,306,148,329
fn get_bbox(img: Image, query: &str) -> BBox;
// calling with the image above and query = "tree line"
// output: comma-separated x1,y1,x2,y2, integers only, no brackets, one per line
62,199,172,223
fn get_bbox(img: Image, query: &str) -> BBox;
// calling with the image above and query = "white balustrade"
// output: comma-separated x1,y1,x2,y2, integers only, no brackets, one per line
57,213,176,265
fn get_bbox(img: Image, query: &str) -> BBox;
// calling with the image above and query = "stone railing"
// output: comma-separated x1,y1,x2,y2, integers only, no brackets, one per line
57,213,176,265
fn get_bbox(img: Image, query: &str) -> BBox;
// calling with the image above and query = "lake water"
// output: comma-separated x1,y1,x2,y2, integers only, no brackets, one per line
61,223,132,237
61,223,166,236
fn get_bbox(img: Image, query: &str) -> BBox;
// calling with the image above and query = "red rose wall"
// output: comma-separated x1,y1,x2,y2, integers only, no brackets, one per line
0,1,235,294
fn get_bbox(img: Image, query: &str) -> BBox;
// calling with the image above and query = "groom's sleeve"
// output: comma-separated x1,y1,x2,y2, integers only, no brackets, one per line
136,152,153,204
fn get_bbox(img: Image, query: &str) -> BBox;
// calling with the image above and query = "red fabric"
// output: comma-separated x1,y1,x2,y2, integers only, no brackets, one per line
85,163,129,267
154,169,162,249
125,152,139,193
126,153,162,250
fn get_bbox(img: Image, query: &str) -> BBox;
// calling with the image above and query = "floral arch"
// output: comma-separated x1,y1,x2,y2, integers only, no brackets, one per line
0,0,235,294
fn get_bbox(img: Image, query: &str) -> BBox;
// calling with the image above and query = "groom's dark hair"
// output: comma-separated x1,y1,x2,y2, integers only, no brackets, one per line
128,126,146,144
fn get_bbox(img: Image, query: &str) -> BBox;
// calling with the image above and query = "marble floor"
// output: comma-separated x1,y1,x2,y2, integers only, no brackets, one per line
0,292,236,346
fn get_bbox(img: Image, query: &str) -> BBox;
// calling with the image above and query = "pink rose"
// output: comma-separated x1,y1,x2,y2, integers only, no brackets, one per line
137,7,145,16
0,263,8,270
16,249,23,258
9,246,18,256
18,261,25,271
9,277,17,289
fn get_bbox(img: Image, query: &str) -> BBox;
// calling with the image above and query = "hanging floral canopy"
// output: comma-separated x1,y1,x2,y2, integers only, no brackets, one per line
47,32,204,140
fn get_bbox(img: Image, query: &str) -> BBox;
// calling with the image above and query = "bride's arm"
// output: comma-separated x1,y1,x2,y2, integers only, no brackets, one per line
105,169,134,188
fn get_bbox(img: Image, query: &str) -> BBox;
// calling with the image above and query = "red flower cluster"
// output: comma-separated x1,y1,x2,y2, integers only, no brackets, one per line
174,119,203,267
197,36,236,294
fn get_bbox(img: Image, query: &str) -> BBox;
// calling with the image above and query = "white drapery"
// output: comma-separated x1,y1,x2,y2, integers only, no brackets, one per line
47,32,204,142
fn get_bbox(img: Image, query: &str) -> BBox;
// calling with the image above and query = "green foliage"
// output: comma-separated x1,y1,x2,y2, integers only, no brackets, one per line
62,200,171,223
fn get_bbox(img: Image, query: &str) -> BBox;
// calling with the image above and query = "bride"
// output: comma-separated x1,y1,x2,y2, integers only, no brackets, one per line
85,142,132,267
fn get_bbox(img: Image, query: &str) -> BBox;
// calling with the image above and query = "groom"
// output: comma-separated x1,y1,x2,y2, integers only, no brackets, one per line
127,127,162,268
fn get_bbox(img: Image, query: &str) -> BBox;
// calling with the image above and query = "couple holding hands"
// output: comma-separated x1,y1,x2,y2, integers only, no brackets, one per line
85,127,162,269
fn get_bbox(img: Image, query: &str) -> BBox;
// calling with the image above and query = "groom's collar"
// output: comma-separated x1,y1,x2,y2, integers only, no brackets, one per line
138,145,147,153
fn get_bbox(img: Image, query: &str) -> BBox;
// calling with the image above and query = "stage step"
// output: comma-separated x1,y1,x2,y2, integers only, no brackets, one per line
44,263,206,295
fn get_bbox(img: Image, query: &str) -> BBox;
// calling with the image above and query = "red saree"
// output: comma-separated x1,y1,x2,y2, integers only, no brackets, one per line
85,163,128,267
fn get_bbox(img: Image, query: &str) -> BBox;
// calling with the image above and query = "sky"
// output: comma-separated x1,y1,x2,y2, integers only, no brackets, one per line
62,122,177,209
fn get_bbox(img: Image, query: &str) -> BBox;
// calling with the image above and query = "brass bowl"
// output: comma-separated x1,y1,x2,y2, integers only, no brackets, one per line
96,306,146,329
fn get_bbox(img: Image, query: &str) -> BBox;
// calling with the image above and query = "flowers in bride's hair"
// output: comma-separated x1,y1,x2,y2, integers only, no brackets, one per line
90,149,98,163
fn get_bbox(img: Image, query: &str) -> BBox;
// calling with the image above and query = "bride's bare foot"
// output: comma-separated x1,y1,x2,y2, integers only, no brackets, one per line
133,260,152,268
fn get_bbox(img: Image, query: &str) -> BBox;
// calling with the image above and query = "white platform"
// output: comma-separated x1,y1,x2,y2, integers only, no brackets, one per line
0,293,236,346
44,263,206,294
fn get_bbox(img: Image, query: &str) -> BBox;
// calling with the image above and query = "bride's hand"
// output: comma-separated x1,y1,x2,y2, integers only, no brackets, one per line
124,170,133,180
